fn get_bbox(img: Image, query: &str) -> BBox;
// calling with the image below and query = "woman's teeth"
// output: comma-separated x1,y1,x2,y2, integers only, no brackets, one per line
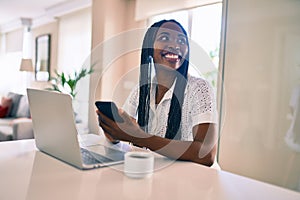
164,53,179,59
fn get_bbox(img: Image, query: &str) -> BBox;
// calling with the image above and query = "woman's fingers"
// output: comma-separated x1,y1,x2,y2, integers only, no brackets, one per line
97,108,134,142
97,109,114,126
97,109,122,138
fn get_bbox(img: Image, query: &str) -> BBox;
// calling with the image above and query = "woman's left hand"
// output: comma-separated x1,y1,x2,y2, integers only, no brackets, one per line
96,109,146,142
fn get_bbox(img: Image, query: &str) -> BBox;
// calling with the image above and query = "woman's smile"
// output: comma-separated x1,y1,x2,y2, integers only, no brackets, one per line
161,50,182,63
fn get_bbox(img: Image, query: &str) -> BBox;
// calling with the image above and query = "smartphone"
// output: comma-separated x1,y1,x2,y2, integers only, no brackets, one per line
95,101,124,122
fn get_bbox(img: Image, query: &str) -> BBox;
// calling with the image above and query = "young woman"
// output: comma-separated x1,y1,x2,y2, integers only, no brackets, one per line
97,19,218,166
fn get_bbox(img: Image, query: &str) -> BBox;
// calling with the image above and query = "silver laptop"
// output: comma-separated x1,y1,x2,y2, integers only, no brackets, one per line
27,88,130,170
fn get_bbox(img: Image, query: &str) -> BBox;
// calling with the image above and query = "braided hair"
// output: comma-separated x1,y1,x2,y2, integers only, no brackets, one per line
137,19,190,140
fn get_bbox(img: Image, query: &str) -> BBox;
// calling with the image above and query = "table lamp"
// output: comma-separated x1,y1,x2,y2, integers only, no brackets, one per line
20,58,34,72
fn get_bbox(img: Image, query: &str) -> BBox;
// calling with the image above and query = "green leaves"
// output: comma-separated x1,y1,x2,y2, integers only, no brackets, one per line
47,67,94,99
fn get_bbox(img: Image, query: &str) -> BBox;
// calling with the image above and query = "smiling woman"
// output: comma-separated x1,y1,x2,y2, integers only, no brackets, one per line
96,19,219,167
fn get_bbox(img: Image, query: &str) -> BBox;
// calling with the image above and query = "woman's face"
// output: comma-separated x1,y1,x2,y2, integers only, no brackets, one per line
153,22,188,70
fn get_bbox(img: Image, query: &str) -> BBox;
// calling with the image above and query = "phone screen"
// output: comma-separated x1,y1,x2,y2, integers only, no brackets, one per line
95,101,124,122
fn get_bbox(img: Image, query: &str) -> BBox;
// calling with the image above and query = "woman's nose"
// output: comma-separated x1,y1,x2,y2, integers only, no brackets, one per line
169,38,180,49
167,45,180,53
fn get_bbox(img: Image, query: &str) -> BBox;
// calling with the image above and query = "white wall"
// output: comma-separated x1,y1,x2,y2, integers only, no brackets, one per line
0,8,91,102
0,28,26,96
219,0,300,192
57,7,92,127
89,0,146,134
0,21,58,96
5,29,23,53
57,7,91,74
0,52,24,96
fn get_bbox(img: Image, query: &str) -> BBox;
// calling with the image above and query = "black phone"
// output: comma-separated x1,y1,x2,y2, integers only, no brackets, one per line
95,101,124,122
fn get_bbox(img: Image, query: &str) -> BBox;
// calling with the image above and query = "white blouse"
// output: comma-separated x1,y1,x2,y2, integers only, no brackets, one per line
122,75,218,141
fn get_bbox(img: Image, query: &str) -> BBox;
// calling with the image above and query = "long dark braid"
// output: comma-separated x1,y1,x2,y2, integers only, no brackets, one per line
137,19,190,140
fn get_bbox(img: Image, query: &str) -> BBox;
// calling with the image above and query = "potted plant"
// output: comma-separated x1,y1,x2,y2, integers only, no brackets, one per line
47,67,94,99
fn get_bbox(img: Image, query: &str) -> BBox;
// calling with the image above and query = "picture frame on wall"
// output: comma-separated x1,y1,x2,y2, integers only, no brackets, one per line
35,34,51,81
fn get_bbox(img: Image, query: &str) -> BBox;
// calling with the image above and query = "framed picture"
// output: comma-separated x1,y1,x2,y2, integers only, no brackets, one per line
35,34,51,81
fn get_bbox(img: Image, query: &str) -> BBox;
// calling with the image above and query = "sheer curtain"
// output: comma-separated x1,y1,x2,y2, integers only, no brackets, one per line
0,52,24,96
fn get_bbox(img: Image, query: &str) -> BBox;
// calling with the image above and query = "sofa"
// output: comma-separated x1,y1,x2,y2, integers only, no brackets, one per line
0,92,34,141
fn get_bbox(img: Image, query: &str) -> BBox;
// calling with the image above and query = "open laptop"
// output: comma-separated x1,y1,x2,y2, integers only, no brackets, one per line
27,88,130,170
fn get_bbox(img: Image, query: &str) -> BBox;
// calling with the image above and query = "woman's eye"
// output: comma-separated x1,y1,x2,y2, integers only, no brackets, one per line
158,35,169,41
178,38,186,45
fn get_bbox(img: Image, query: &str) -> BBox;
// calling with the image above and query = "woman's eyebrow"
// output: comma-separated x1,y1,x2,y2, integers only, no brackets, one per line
157,32,170,36
157,31,186,39
178,33,186,38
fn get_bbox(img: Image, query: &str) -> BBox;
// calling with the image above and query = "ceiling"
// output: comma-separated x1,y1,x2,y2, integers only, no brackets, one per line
0,0,91,33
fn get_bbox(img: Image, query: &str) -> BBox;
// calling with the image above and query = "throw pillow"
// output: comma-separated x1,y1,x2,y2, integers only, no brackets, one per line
16,95,31,118
1,96,12,107
1,97,12,117
0,105,9,118
7,92,22,117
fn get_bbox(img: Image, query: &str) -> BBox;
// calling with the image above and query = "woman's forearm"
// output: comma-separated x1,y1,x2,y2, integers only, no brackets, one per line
131,131,216,166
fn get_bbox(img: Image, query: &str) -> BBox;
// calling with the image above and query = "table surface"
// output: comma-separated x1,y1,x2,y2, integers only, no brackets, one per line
1,134,300,200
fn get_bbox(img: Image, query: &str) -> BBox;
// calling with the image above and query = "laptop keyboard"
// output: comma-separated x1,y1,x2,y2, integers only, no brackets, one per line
80,148,113,165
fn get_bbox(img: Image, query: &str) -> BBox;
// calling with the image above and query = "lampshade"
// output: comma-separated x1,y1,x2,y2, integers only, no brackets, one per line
20,59,34,72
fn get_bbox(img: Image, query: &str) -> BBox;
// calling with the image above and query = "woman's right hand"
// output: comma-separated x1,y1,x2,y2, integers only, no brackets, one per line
96,108,147,143
96,109,120,144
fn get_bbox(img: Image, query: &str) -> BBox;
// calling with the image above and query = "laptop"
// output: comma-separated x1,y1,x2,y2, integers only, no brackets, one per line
27,88,130,170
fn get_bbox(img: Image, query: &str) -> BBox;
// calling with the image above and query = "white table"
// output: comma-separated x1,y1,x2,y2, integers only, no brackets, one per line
1,134,300,200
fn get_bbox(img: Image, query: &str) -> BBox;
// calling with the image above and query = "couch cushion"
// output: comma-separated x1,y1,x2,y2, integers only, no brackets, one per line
0,118,14,126
16,95,30,118
0,125,13,141
7,92,22,117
